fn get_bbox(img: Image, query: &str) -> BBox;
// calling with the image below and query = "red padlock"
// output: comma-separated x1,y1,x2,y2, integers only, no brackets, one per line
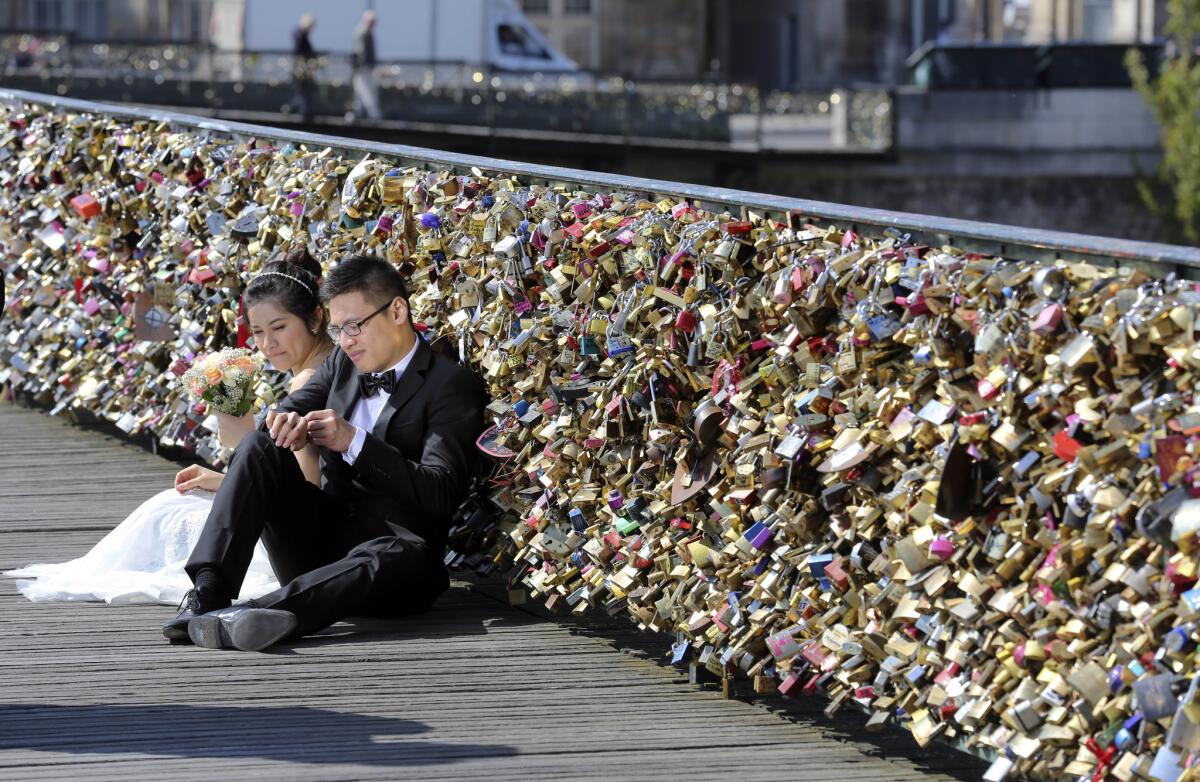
586,240,610,259
70,193,101,220
674,307,697,333
777,671,803,698
189,266,218,285
801,672,822,695
823,558,849,591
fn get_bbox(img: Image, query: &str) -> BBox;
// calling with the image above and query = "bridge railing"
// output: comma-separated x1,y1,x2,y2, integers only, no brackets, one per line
0,35,893,152
0,86,1191,277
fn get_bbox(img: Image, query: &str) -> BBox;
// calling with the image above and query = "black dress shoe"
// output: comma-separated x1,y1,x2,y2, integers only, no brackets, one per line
188,606,298,652
162,587,231,642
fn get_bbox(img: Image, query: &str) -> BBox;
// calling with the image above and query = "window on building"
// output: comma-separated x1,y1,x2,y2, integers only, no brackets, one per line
1001,0,1031,42
74,0,101,39
564,0,592,15
521,0,550,14
147,0,160,38
563,26,593,68
166,0,199,41
1081,0,1114,40
786,13,799,87
935,0,956,41
190,0,204,42
32,0,64,32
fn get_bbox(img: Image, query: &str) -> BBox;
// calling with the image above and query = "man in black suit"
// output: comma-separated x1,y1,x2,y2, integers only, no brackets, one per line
163,255,487,650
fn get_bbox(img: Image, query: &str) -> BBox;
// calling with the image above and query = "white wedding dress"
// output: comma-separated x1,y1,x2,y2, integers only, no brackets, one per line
5,488,280,606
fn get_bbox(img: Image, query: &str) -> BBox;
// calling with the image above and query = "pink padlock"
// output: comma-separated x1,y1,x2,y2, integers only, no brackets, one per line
1032,303,1062,333
929,536,954,561
670,203,692,220
907,295,930,316
773,274,792,305
82,297,101,316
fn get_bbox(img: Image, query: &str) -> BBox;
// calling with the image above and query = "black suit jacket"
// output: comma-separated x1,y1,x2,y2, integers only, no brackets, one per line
267,337,488,550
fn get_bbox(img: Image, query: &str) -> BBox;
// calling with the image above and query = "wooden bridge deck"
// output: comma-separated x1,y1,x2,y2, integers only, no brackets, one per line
0,401,987,781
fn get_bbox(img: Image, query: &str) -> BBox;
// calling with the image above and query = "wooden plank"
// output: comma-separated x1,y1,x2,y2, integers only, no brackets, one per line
0,402,986,781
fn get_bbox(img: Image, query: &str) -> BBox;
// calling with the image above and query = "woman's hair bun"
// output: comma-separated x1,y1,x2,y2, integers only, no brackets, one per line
281,244,322,281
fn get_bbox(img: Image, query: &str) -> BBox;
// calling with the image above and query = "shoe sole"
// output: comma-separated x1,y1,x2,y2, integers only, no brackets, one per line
162,622,191,642
188,609,298,652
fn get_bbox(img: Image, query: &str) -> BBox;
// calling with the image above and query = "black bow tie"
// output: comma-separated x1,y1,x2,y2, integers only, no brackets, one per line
358,370,396,397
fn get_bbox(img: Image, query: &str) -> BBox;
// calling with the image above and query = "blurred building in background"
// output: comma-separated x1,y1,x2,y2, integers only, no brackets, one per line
521,0,1169,90
0,1,1172,79
520,0,707,80
0,0,212,42
0,0,1182,241
521,0,912,89
912,0,1167,44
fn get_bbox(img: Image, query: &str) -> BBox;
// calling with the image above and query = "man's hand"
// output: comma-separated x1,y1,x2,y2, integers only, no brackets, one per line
304,409,356,453
266,409,310,451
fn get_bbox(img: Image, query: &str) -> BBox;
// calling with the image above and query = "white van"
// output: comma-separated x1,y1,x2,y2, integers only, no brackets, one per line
209,0,578,73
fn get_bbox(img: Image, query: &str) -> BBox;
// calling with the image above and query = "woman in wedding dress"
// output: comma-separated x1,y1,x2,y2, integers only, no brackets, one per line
5,249,334,606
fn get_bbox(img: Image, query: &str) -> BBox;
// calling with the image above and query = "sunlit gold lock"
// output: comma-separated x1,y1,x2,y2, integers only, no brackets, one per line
456,278,480,309
374,172,402,206
417,233,443,252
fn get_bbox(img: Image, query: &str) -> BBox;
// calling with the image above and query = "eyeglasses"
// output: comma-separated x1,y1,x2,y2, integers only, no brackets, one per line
326,300,393,341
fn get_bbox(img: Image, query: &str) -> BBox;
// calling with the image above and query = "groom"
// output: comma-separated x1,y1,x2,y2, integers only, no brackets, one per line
163,254,487,650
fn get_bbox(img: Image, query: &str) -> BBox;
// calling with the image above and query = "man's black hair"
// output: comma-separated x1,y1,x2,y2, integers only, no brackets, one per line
320,255,410,322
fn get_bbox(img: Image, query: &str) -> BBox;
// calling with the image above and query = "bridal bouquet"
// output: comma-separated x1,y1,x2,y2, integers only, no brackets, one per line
180,348,263,416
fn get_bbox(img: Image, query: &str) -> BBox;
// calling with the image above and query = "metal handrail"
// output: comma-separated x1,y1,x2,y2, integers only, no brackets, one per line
1,86,1196,273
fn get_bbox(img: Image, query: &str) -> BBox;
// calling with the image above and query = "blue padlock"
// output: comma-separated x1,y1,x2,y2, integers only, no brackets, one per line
1108,665,1126,693
569,507,587,533
1164,623,1196,654
808,553,834,579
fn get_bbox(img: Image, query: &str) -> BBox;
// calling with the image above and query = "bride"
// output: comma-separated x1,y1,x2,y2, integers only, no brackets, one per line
5,248,334,605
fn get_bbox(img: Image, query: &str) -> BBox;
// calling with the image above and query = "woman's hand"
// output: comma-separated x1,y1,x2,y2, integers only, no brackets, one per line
215,410,255,449
174,464,224,493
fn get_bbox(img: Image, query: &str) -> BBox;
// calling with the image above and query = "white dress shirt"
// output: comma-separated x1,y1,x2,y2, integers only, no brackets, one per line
342,338,420,465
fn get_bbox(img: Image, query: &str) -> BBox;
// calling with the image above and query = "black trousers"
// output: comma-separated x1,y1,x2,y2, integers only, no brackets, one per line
185,432,448,636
